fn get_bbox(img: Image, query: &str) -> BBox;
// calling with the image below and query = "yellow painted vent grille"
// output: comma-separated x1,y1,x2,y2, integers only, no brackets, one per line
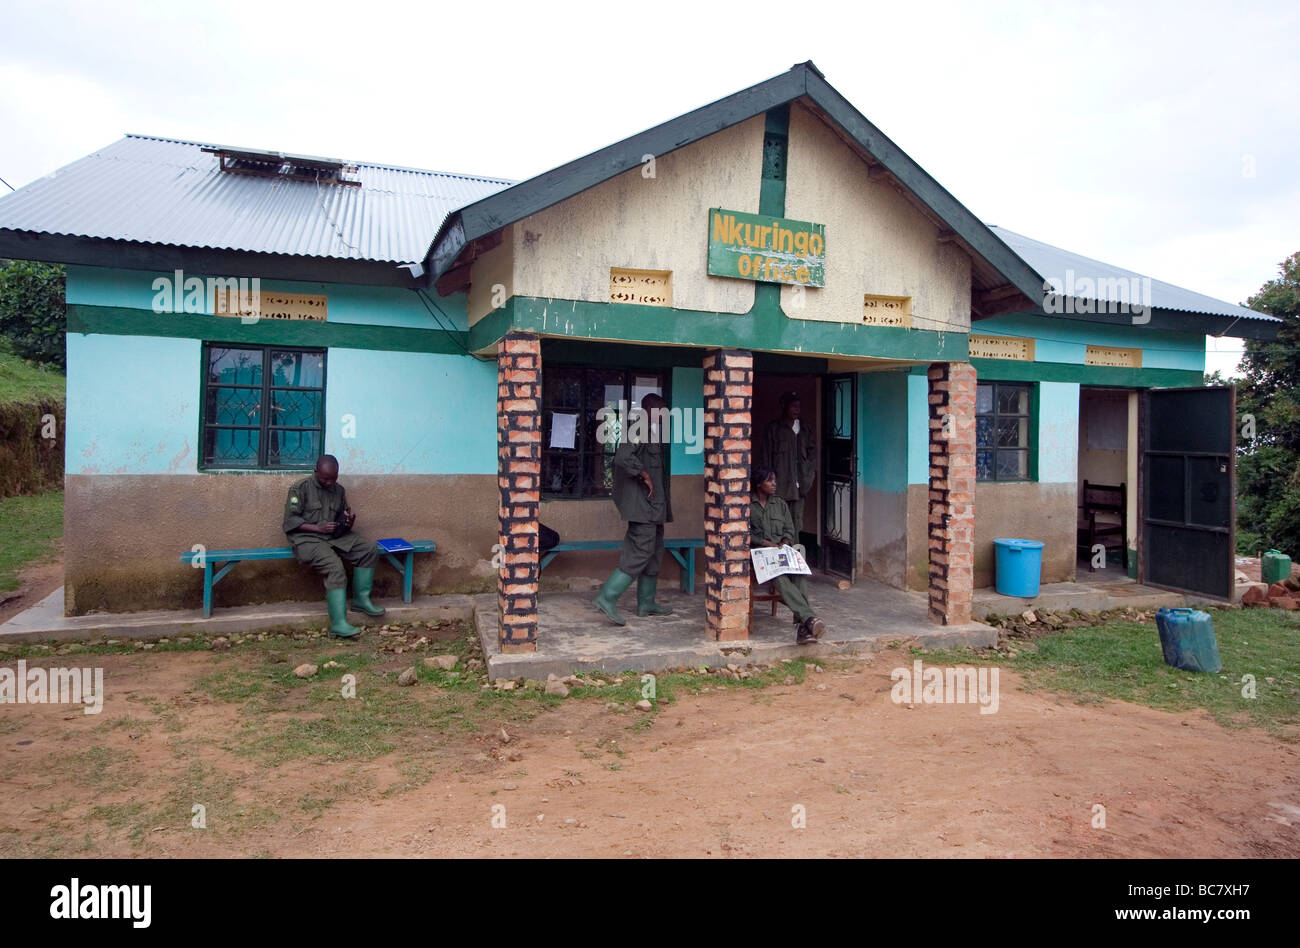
610,268,671,307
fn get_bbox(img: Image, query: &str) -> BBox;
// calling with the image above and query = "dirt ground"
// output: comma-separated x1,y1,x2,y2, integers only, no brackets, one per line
2,639,1297,859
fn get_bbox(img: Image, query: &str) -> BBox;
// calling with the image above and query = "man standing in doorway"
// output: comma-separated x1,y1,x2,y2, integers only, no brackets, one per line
763,391,817,540
282,454,386,639
594,393,674,625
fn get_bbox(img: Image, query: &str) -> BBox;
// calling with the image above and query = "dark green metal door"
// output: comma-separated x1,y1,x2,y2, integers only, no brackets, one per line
1141,386,1236,599
822,373,857,579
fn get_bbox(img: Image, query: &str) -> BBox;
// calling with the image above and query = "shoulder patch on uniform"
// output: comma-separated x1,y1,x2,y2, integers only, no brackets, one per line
290,495,298,504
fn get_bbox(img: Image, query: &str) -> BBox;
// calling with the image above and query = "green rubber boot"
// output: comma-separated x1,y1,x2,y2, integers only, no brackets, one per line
326,587,361,639
636,576,673,617
349,566,386,617
594,569,635,626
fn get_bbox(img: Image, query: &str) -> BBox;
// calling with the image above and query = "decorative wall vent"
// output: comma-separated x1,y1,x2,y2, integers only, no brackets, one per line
863,294,912,327
609,268,671,307
969,334,1034,361
1085,345,1142,368
215,289,328,322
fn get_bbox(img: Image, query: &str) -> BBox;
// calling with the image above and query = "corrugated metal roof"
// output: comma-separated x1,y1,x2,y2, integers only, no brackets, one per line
990,225,1277,323
0,135,514,263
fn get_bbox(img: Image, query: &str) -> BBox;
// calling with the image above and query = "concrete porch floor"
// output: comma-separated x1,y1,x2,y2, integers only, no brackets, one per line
480,573,998,681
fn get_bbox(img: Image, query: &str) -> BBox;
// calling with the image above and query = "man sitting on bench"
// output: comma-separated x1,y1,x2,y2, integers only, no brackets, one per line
282,454,386,639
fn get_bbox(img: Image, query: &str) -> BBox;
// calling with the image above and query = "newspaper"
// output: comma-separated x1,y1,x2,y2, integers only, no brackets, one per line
750,544,812,585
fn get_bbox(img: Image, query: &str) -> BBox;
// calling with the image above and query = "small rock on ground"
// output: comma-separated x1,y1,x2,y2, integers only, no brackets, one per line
293,663,318,679
397,667,418,686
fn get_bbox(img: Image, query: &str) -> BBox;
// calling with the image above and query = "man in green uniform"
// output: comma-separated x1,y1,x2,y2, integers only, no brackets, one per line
282,454,385,639
750,465,825,644
762,391,816,540
594,393,674,625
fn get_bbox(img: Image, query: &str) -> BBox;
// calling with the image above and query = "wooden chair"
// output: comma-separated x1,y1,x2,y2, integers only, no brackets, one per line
1077,480,1126,571
748,572,786,634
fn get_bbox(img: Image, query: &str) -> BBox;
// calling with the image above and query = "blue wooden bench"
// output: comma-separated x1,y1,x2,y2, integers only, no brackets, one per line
539,538,703,594
179,541,436,617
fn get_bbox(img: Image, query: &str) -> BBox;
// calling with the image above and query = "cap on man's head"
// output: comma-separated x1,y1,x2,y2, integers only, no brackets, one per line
779,391,801,407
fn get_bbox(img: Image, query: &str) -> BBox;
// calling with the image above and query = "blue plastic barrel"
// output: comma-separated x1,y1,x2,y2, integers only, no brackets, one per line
993,538,1045,597
1155,608,1222,673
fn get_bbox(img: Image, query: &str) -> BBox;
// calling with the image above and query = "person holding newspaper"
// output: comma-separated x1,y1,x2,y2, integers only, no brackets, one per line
750,466,826,644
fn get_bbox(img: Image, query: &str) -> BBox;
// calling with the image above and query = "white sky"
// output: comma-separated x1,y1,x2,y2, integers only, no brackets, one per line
2,0,1296,376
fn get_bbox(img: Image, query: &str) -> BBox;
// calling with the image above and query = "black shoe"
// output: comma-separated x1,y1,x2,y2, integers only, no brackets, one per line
808,617,826,640
796,620,818,645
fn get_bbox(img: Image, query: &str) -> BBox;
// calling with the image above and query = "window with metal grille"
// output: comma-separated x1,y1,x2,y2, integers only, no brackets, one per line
976,382,1032,481
541,365,666,498
201,344,326,470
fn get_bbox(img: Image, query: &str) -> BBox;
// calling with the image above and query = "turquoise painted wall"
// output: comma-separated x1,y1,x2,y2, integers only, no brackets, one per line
65,265,469,331
1037,381,1080,484
858,371,909,492
669,366,704,475
64,265,494,476
907,374,930,485
974,313,1205,371
65,332,497,476
66,334,201,474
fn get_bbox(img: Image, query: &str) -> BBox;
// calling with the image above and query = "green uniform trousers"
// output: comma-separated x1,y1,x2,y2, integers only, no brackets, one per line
787,497,806,539
762,543,815,624
293,533,379,590
617,522,665,578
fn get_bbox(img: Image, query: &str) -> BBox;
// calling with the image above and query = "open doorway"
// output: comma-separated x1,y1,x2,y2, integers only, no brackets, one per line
1077,387,1137,583
752,373,823,567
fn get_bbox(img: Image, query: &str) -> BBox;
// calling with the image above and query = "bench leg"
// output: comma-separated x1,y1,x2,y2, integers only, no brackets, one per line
404,551,414,603
203,561,213,618
686,547,695,595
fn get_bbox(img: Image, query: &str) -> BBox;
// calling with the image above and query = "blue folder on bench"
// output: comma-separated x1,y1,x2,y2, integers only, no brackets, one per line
377,537,415,553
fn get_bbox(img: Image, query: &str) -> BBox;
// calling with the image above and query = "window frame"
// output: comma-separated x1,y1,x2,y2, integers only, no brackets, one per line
540,363,671,500
198,342,328,472
975,380,1037,483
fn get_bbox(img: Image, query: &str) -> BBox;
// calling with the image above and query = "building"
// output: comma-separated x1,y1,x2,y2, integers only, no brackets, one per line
0,62,1279,651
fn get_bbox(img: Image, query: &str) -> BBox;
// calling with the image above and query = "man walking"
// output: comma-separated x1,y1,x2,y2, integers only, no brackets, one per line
282,454,386,639
594,393,674,625
762,391,816,539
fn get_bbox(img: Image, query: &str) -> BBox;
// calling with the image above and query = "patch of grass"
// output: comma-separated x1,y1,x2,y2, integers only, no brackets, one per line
36,746,139,794
0,489,61,592
0,336,64,403
925,607,1300,736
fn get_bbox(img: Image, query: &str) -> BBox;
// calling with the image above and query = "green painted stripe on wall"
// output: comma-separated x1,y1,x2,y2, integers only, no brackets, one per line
67,303,469,354
472,296,967,363
969,358,1203,388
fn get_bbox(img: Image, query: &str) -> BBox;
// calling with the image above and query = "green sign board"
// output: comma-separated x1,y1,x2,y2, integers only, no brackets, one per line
707,208,826,287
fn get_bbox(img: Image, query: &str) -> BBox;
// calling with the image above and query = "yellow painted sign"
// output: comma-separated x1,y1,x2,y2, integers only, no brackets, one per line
969,334,1034,361
1085,345,1142,368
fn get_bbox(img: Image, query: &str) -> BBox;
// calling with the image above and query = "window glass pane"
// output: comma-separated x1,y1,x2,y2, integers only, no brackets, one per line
270,350,324,388
997,385,1029,415
204,427,260,467
996,449,1028,479
268,430,320,467
207,386,262,426
996,417,1028,448
207,347,262,386
271,389,323,428
543,451,580,496
976,383,994,414
976,449,993,480
976,415,994,448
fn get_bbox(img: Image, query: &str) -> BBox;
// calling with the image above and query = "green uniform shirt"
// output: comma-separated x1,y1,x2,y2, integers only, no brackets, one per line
762,419,816,501
283,475,349,547
612,439,672,524
750,494,798,547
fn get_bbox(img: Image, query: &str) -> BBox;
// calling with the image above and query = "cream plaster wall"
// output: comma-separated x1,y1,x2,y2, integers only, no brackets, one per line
467,115,767,322
780,102,971,332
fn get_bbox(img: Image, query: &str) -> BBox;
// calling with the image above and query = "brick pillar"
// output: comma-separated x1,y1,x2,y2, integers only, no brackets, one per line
497,332,541,652
927,361,976,625
703,349,753,641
